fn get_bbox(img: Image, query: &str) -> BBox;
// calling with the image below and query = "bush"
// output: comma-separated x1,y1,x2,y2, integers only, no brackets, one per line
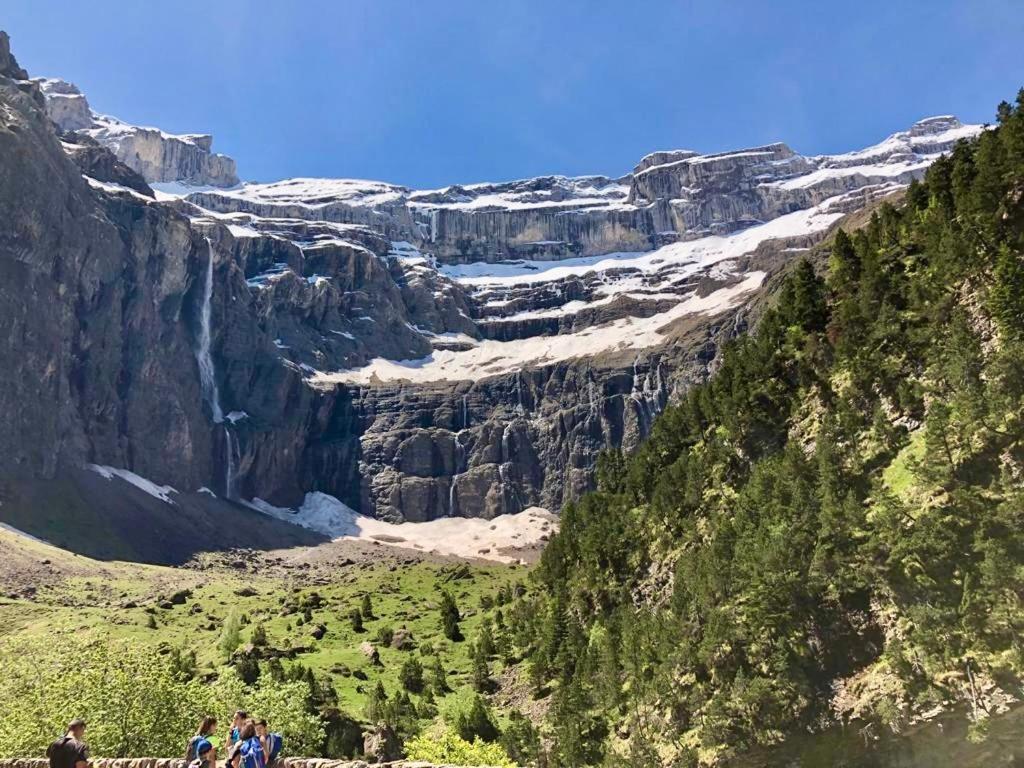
251,623,268,647
405,726,513,767
0,635,209,757
0,634,325,759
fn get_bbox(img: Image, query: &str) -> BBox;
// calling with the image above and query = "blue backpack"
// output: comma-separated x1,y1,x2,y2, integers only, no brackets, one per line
187,736,212,762
239,738,266,768
266,733,283,762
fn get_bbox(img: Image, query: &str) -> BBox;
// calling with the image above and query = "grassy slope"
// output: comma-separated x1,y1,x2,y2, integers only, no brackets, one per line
0,528,529,732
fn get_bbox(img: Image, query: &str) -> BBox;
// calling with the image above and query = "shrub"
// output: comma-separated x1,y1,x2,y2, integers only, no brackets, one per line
405,726,513,767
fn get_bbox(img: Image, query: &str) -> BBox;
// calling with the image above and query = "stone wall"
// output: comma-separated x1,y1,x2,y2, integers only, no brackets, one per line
0,760,493,768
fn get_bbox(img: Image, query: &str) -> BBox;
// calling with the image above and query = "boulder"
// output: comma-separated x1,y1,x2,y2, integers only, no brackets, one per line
361,724,401,763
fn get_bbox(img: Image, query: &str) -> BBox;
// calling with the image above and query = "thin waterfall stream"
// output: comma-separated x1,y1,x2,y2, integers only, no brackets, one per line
194,237,237,498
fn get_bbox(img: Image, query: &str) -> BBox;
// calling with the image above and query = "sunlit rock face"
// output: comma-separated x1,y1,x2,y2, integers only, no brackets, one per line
34,77,238,186
1,31,983,522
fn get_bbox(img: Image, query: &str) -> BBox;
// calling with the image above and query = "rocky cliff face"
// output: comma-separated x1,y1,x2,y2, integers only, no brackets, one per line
35,77,238,187
0,31,983,533
185,114,977,265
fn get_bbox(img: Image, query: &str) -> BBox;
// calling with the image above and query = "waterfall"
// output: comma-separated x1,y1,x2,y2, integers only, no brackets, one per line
449,430,467,516
497,460,522,516
195,238,223,424
224,428,238,500
448,475,458,517
453,430,466,473
461,395,469,429
501,422,515,463
193,237,240,499
497,462,510,516
629,355,667,437
630,356,652,434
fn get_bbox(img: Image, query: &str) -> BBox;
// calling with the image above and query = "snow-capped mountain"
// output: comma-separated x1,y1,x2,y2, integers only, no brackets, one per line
0,31,983,529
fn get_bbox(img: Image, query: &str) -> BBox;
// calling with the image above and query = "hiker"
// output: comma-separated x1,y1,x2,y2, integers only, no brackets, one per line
255,720,282,766
185,716,218,764
227,720,266,768
46,719,89,768
226,710,248,750
188,739,215,768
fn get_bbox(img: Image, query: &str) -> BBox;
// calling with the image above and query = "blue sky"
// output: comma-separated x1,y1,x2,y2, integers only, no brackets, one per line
5,1,1022,188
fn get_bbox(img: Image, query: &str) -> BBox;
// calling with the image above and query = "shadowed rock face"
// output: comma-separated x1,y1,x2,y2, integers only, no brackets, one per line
0,31,982,529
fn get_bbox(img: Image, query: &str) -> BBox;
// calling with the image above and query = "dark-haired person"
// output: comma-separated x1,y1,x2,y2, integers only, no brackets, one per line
255,720,282,767
226,710,248,750
185,716,218,764
188,739,215,768
47,720,89,768
227,720,265,768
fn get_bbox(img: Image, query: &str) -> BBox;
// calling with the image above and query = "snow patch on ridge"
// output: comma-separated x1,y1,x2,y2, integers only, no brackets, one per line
248,492,555,562
440,195,844,288
88,464,178,505
311,271,764,385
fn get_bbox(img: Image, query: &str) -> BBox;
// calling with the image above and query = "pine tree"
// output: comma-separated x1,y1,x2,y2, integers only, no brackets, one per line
429,656,449,695
365,681,388,724
471,642,490,693
218,610,242,659
439,591,462,641
991,245,1024,337
477,618,496,657
456,696,500,743
361,593,375,620
400,657,424,693
349,608,364,633
500,711,541,765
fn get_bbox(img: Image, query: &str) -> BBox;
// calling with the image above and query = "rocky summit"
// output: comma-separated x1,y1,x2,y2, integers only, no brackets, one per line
0,30,981,536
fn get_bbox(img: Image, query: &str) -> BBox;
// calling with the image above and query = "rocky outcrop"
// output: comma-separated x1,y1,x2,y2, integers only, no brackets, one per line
34,78,239,187
0,31,27,79
60,133,155,196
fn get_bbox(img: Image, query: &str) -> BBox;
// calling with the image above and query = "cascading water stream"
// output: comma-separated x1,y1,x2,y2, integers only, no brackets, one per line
195,238,223,425
224,428,238,500
193,237,237,498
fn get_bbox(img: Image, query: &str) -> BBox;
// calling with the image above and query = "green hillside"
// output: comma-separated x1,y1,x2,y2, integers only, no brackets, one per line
0,533,535,765
513,93,1024,766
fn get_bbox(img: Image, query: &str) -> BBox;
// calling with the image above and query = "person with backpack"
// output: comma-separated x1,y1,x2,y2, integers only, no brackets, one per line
255,720,283,766
46,720,89,768
227,720,265,768
185,716,218,765
226,710,248,750
187,739,215,768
